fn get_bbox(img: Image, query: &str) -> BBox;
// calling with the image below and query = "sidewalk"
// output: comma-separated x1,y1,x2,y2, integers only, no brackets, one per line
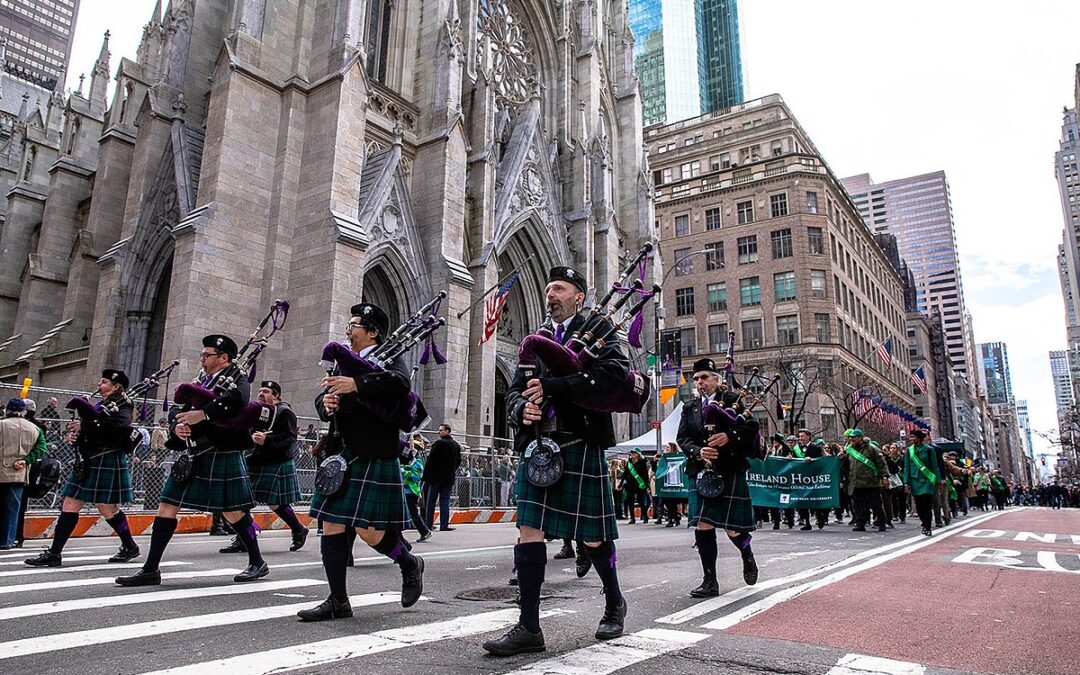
24,508,517,539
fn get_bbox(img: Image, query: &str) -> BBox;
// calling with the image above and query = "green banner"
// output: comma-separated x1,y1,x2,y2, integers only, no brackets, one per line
745,457,840,509
655,454,691,499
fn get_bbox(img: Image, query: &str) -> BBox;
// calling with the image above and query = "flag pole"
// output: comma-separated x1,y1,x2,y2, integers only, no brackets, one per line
455,254,537,319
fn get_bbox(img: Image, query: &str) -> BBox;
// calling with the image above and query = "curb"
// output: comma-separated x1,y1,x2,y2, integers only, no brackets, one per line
23,508,516,539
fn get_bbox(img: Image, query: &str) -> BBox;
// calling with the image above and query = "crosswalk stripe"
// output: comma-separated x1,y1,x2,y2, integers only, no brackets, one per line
500,628,709,675
0,568,244,595
0,561,190,579
139,607,576,675
0,549,91,560
0,578,324,622
0,592,403,661
0,555,104,566
826,653,926,675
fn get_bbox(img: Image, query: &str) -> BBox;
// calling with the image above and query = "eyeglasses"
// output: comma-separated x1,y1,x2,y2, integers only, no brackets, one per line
346,321,366,329
692,374,712,381
199,351,224,360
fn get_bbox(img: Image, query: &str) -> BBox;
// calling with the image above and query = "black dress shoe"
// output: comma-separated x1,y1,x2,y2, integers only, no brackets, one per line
690,576,719,598
800,523,813,531
289,528,309,552
852,526,867,532
575,551,592,578
877,524,888,532
220,537,246,554
108,545,140,563
25,550,62,567
595,599,626,640
116,568,161,586
483,623,546,656
234,561,269,582
401,556,424,607
439,526,455,532
665,521,675,528
297,595,352,622
553,544,575,560
742,555,759,585
208,526,230,537
772,522,780,530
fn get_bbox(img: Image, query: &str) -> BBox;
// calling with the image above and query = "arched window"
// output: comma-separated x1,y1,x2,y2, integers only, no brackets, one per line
22,147,36,181
365,0,392,84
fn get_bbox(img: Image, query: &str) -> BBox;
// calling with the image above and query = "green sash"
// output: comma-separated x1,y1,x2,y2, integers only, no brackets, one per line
792,444,805,459
846,445,879,477
907,446,937,484
627,461,646,490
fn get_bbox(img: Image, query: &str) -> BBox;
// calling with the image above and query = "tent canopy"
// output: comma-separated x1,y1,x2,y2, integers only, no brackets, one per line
611,402,684,456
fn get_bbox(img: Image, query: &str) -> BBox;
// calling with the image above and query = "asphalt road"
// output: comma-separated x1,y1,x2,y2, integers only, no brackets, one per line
2,507,1068,674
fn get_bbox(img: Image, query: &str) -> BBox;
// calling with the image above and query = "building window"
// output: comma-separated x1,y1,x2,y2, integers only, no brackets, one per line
675,214,690,237
810,269,827,298
680,327,697,357
737,235,758,264
705,242,724,270
739,277,761,306
808,226,824,255
742,319,764,348
365,0,393,84
819,406,836,436
776,315,799,345
771,228,793,259
737,200,754,224
652,169,664,186
814,314,831,343
675,287,695,316
705,207,722,231
707,282,727,312
663,167,673,184
773,271,796,301
806,191,818,214
770,193,789,218
818,359,834,378
674,247,694,276
708,323,729,352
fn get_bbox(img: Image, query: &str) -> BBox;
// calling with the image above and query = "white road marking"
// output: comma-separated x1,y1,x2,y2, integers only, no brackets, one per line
500,628,709,675
0,549,91,560
0,560,190,578
826,652,926,675
0,568,244,595
0,555,103,566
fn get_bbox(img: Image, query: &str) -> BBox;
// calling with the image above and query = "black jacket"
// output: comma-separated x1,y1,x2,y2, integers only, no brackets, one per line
677,397,759,478
623,457,650,493
316,353,410,460
247,402,298,466
422,436,461,486
78,392,134,453
506,312,630,452
167,369,253,453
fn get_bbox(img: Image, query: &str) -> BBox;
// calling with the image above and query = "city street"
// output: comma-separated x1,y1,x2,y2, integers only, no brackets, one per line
2,507,1074,674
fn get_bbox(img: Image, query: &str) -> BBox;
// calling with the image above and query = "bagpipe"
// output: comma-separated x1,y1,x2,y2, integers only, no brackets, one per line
172,299,290,430
517,243,660,415
65,360,182,422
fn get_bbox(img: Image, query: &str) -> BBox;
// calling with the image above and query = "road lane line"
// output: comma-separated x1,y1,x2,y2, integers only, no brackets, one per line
0,592,403,661
0,560,190,578
500,628,709,675
0,549,91,559
138,607,576,675
0,554,104,566
826,653,926,675
0,578,324,621
0,568,245,595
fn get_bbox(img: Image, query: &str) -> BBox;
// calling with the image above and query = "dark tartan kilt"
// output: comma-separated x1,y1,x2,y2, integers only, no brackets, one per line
515,432,618,543
59,451,133,504
688,466,756,532
248,460,302,505
159,450,255,512
309,456,410,530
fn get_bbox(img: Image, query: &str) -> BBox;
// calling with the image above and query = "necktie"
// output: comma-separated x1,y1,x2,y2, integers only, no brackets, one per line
554,323,565,344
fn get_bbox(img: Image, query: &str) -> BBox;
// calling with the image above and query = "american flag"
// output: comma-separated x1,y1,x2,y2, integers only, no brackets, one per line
875,337,893,366
910,366,928,395
478,270,521,345
854,393,873,417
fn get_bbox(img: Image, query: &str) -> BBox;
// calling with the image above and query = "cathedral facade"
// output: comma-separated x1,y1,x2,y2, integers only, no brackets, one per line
0,0,655,440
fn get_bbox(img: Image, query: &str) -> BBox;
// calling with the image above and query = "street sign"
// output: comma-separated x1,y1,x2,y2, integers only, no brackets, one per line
650,421,661,429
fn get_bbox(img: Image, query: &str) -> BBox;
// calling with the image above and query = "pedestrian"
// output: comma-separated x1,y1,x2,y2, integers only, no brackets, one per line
401,446,431,542
842,430,889,532
421,424,460,532
902,429,941,536
1,399,48,549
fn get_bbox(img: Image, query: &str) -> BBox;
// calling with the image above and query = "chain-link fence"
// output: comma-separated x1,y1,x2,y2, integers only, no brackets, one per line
3,383,515,513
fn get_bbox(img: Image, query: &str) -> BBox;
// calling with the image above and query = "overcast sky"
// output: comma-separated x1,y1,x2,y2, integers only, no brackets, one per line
66,0,1080,462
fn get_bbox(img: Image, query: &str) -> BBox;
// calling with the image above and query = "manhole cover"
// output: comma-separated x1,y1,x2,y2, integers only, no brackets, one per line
456,586,556,602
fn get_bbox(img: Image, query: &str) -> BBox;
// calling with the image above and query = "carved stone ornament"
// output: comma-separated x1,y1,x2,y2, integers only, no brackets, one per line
476,0,539,112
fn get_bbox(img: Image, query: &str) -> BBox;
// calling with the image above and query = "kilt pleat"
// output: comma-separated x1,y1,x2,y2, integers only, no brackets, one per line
248,460,302,505
515,433,618,542
159,450,256,512
309,456,410,530
60,451,133,504
688,467,756,532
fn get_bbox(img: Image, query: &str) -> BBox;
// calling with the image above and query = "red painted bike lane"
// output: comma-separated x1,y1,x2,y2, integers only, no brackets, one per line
726,508,1080,674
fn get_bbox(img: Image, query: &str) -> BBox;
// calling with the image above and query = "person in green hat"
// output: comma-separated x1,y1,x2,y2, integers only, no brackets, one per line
842,429,889,532
902,429,941,536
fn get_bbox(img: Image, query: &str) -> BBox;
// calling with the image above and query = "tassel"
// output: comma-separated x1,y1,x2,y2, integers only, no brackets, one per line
627,311,644,349
431,338,447,365
161,371,171,411
419,338,432,366
248,362,257,383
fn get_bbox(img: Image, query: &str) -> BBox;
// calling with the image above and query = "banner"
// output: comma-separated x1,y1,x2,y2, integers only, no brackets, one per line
745,457,840,509
655,454,690,499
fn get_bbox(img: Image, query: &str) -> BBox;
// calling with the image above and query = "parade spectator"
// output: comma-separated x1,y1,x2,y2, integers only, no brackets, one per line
972,467,990,511
400,448,431,542
422,423,461,532
1,399,48,549
611,459,625,519
303,424,318,442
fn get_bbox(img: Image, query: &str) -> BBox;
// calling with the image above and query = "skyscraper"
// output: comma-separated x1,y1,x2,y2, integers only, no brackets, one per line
1055,105,1080,344
977,342,1013,405
0,0,79,89
629,0,743,126
841,171,979,387
1050,349,1073,432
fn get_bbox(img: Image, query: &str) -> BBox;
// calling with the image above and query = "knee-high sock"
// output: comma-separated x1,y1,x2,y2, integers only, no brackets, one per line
584,541,624,608
321,532,350,602
143,517,178,572
230,513,265,567
105,510,137,550
694,528,718,578
372,530,418,571
49,511,80,554
727,531,753,558
272,505,305,533
515,542,547,633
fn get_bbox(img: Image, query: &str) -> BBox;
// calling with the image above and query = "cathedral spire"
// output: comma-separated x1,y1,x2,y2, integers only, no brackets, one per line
88,31,111,105
46,67,66,134
137,0,165,70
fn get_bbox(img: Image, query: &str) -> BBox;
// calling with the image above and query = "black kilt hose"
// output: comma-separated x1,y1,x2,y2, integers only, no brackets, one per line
60,451,134,504
159,450,256,512
248,459,302,505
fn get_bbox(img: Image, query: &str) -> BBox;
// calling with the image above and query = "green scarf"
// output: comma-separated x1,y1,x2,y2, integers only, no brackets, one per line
907,445,937,484
627,461,646,490
846,444,879,477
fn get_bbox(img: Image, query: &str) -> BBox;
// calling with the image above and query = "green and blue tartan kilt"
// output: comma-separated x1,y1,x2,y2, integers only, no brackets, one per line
515,432,618,543
688,467,756,532
59,451,133,504
309,456,411,530
159,450,256,512
248,460,302,505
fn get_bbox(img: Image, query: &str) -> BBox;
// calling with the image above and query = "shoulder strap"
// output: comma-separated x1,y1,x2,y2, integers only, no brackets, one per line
907,446,937,483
